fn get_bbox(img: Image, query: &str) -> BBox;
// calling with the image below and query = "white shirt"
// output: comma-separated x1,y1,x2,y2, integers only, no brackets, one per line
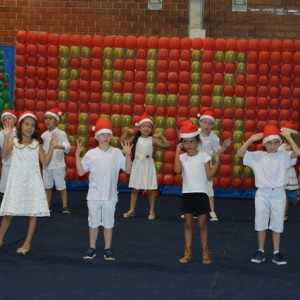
42,127,71,169
199,129,220,156
81,146,126,201
180,151,211,193
243,150,296,188
0,127,17,166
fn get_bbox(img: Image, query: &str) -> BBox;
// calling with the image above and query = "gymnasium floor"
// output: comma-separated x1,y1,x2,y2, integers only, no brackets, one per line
0,190,300,300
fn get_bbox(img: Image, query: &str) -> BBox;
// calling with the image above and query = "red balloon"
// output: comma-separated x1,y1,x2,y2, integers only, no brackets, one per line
164,151,176,164
164,174,175,185
232,178,243,189
219,177,231,188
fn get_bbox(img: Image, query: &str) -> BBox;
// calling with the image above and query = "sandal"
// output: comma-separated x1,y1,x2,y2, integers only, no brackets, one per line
123,210,135,218
16,247,31,255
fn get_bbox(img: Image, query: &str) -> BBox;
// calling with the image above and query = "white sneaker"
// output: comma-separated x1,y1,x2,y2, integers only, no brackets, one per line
209,211,219,221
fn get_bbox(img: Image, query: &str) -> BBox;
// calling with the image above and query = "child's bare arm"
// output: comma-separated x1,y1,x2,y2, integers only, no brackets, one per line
281,129,300,158
205,152,220,180
1,122,14,159
153,133,169,149
75,140,86,176
120,128,135,144
174,143,183,173
220,138,232,154
237,133,263,157
40,132,58,166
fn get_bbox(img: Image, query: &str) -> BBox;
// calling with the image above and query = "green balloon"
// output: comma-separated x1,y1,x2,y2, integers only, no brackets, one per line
78,124,88,135
0,98,4,112
81,47,91,58
58,91,68,102
146,83,156,94
191,50,201,61
1,89,10,101
70,69,80,80
110,137,121,148
156,94,166,106
103,70,113,81
60,57,69,68
70,46,81,58
59,46,70,58
111,114,122,126
123,93,133,104
145,94,156,105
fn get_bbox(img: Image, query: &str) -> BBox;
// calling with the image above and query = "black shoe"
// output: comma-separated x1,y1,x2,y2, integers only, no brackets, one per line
104,248,115,261
251,250,266,263
83,248,96,259
62,207,71,214
272,252,287,265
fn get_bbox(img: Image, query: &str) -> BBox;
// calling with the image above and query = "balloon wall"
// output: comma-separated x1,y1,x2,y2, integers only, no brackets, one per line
13,32,300,197
0,49,12,117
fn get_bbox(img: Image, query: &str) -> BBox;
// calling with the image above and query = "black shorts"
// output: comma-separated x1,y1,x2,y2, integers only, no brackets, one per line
180,193,210,216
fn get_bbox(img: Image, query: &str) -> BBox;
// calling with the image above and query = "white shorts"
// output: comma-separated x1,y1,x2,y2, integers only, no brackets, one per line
43,168,66,191
87,200,116,229
206,179,214,197
255,187,285,233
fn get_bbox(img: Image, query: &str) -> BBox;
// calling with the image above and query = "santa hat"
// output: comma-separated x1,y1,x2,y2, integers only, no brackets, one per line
92,118,113,138
1,109,17,121
45,107,63,121
262,124,282,145
197,107,216,124
18,110,37,124
280,121,298,134
135,113,153,127
179,120,199,139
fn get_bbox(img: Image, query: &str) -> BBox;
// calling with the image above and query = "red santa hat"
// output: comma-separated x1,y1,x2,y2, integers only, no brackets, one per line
135,113,153,127
1,109,17,121
92,118,113,138
197,107,216,125
280,121,298,134
262,124,282,145
179,120,199,139
18,110,37,124
45,107,63,121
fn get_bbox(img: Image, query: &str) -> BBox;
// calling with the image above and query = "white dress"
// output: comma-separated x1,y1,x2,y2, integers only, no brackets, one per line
129,136,157,190
0,138,50,217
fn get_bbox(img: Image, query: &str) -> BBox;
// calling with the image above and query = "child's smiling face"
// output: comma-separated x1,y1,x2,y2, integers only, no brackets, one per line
139,122,153,137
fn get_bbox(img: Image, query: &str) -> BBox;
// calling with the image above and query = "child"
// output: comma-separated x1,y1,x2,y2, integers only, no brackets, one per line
0,110,17,195
75,117,132,260
237,124,300,265
0,111,57,254
42,107,71,213
121,114,169,220
174,120,220,264
278,121,299,222
198,107,232,221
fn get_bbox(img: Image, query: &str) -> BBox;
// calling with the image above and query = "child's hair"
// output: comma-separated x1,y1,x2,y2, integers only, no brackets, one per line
17,117,43,144
131,129,153,159
180,135,201,145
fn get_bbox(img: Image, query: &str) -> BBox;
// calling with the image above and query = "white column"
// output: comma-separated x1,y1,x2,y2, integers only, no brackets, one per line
189,0,206,38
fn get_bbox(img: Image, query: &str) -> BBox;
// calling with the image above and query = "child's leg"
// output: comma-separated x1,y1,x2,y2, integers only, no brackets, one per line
257,230,266,250
0,215,13,246
89,227,99,249
123,189,139,217
209,196,214,212
148,190,156,219
272,231,281,252
197,214,208,248
284,190,289,221
60,189,68,209
20,216,37,250
45,188,52,208
183,214,194,248
103,228,113,249
179,214,193,263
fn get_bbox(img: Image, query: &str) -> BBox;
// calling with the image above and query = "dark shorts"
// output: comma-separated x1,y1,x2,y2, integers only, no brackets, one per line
180,193,210,216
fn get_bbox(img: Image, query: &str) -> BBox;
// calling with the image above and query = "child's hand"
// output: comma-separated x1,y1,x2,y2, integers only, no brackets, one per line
75,140,83,156
2,121,13,138
176,143,183,153
50,132,58,148
121,140,133,157
250,133,263,142
153,133,162,140
280,128,291,139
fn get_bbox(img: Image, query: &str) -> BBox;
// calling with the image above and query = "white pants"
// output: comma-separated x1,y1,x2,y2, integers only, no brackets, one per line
255,187,285,233
43,168,66,191
87,200,116,229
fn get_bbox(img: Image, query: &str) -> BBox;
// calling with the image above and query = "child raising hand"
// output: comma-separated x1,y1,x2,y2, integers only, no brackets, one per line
0,111,57,254
122,114,169,220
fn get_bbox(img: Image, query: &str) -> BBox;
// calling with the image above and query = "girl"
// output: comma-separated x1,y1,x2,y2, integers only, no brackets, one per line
174,120,220,264
0,111,57,254
122,114,169,220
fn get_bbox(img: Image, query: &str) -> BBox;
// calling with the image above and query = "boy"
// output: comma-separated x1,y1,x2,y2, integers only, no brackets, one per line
198,107,232,221
42,107,71,213
75,118,132,260
0,110,17,195
237,124,300,265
